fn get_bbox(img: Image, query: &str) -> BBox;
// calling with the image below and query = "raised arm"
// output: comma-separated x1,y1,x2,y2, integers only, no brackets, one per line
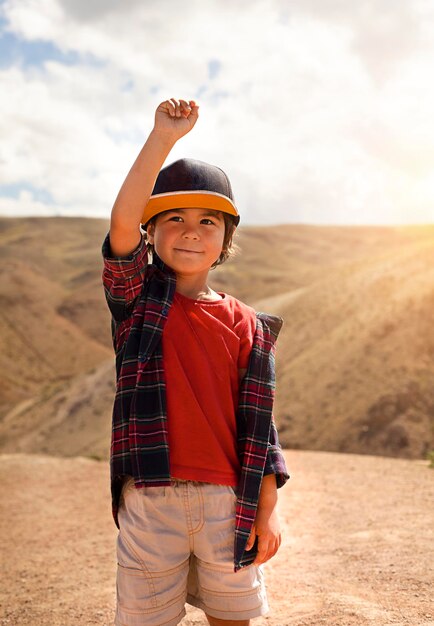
109,98,199,257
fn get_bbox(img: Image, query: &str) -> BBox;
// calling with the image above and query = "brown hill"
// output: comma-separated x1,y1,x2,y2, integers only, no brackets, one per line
0,359,115,458
0,217,433,460
0,256,110,413
254,227,434,459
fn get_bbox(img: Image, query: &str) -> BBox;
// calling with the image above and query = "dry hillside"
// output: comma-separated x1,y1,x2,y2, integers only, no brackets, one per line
0,217,433,460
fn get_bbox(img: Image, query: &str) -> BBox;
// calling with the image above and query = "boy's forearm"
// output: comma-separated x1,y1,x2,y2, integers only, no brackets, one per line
247,474,281,563
110,130,175,236
258,473,278,510
109,99,199,257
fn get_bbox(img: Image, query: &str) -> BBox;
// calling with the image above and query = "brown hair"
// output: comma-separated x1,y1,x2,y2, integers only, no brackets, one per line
144,210,238,269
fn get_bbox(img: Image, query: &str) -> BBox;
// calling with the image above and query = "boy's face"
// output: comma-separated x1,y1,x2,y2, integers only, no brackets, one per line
146,208,225,276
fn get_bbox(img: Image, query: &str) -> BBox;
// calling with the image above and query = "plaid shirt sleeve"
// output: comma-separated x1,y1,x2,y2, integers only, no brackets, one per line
263,417,289,488
257,313,289,488
101,232,148,323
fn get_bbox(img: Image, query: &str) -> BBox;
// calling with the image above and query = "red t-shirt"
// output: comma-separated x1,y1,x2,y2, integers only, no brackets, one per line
162,291,256,486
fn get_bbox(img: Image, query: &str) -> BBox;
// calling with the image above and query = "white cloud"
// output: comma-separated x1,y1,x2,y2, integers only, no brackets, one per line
0,0,433,224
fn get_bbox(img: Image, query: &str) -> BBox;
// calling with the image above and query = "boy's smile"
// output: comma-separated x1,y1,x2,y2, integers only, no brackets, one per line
146,208,225,278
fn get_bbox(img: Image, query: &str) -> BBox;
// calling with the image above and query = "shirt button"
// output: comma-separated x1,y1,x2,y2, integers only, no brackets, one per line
161,307,169,316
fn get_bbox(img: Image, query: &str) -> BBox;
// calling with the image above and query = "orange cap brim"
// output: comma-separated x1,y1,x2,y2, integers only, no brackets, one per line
142,190,239,227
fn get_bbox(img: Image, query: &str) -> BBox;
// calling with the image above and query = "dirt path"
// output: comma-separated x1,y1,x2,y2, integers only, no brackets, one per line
1,451,433,625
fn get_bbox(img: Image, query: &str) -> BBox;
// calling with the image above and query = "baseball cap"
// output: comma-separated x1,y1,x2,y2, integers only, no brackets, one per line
141,158,240,227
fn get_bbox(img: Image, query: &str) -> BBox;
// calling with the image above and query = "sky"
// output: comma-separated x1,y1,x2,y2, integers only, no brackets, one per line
0,0,433,225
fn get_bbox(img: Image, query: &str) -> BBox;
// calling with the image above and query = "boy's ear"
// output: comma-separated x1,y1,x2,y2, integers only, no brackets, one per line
146,221,155,244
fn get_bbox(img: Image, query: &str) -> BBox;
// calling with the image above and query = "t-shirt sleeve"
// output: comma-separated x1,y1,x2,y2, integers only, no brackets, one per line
235,309,256,369
101,231,148,322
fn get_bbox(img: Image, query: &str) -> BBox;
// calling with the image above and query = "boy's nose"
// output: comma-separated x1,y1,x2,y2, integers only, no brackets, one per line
182,228,200,239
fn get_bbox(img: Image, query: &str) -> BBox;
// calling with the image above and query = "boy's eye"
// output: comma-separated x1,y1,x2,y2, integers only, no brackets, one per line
167,215,215,225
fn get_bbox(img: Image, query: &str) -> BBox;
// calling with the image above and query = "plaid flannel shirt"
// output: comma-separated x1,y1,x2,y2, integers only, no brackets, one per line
102,232,289,570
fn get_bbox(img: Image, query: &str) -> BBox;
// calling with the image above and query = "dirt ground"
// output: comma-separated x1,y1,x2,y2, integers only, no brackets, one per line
1,450,433,626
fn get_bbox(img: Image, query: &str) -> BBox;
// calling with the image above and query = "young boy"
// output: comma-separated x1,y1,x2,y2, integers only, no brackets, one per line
102,98,289,626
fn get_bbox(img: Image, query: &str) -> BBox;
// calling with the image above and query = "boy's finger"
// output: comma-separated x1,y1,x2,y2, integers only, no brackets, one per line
253,537,270,565
187,104,200,123
164,99,176,117
169,98,182,117
179,99,192,117
245,527,256,550
266,537,280,563
254,534,282,565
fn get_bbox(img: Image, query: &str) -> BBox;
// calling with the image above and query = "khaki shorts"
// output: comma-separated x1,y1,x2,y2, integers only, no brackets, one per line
115,478,268,626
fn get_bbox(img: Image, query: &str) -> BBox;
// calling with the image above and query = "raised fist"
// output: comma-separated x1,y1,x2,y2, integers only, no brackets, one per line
153,98,199,140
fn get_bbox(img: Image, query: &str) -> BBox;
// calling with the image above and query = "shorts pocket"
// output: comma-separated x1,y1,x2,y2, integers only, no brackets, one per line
117,562,158,612
116,551,189,617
